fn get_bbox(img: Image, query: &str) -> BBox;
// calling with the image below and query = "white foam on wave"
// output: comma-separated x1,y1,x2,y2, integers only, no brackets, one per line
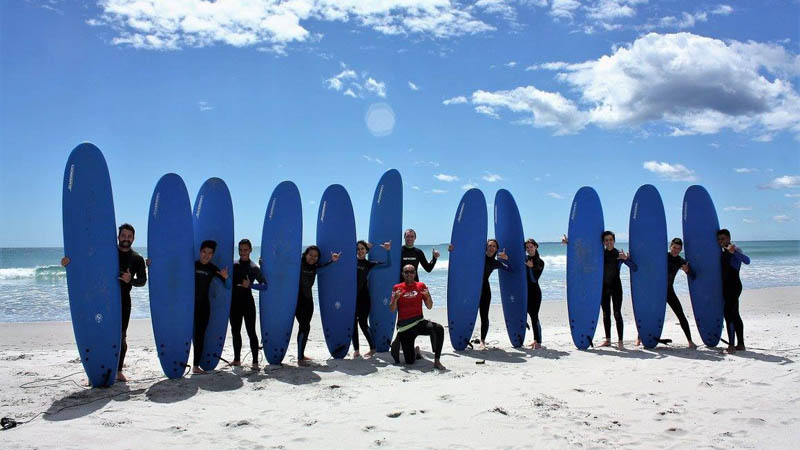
0,266,66,280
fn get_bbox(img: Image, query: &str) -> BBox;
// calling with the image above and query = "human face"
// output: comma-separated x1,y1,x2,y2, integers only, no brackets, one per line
239,245,252,261
357,243,368,260
486,240,498,257
200,247,214,264
669,243,682,257
603,234,615,250
404,230,416,247
525,242,538,256
305,249,320,265
717,234,731,248
118,229,134,251
402,265,416,282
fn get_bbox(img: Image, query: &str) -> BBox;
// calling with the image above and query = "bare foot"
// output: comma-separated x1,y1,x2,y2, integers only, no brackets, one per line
352,350,361,358
478,341,487,350
251,364,260,371
116,372,128,382
725,345,736,354
192,366,204,374
617,341,625,350
230,360,241,367
415,346,423,360
365,349,376,357
688,341,697,349
532,342,541,349
735,344,746,351
433,360,446,370
635,337,641,347
298,356,313,366
598,340,611,347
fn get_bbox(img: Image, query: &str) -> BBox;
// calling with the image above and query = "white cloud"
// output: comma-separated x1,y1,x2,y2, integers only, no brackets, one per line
785,193,800,198
549,0,582,20
414,160,440,167
760,175,800,189
505,61,517,68
471,86,588,134
411,185,421,190
408,81,419,91
94,0,496,51
547,192,565,199
773,215,791,223
364,77,387,97
586,0,646,21
475,105,500,119
326,64,386,99
742,218,757,224
734,168,758,173
643,161,698,182
362,155,384,165
443,96,468,105
430,189,448,194
461,182,478,190
711,5,733,15
343,88,357,98
434,173,459,182
724,206,752,211
482,172,503,182
197,101,212,111
526,62,569,71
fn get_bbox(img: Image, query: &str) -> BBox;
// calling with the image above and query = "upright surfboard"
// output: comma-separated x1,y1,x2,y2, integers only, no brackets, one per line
682,185,723,347
367,169,403,352
260,181,302,365
148,173,195,378
317,184,357,359
494,189,527,347
62,143,121,387
447,189,488,351
566,187,604,350
629,184,668,349
193,178,234,370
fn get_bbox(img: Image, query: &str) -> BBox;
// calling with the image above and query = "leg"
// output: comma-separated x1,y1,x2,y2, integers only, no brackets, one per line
295,294,313,362
399,330,418,365
612,287,624,344
357,293,375,353
229,299,244,364
479,284,491,346
351,313,360,352
193,298,210,370
730,284,745,349
117,295,132,380
243,298,259,367
600,288,612,345
529,284,542,346
667,288,694,347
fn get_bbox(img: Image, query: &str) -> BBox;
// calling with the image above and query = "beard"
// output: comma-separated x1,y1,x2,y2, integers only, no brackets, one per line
119,240,132,249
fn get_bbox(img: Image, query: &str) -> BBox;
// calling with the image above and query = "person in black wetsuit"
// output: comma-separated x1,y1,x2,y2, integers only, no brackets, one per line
524,239,545,349
353,240,391,358
296,245,340,365
400,228,439,282
193,240,230,374
717,229,750,354
230,239,267,370
61,223,147,382
599,231,637,349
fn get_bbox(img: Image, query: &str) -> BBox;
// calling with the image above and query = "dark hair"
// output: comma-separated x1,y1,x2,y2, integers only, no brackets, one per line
404,228,417,238
486,239,499,257
302,245,321,259
118,223,135,236
200,240,217,252
357,240,369,251
525,238,538,248
717,229,731,238
670,238,683,247
238,239,252,250
602,231,615,241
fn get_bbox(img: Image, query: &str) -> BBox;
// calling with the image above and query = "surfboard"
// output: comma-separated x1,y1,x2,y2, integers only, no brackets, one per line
147,173,195,378
682,185,724,347
367,169,403,352
629,184,668,349
316,184,357,359
193,177,234,370
259,181,302,365
447,188,488,351
62,142,121,387
566,186,604,350
494,189,527,347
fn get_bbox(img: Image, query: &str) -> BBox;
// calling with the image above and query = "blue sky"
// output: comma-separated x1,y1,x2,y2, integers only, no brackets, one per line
1,0,799,247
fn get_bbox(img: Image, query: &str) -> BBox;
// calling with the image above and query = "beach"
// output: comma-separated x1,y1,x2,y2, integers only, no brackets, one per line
1,286,798,449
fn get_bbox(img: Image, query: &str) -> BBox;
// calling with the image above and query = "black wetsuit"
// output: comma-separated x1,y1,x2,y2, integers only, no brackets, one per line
353,251,391,351
601,248,637,342
231,259,267,365
296,258,332,360
479,255,512,342
667,253,695,342
400,246,437,281
525,253,545,343
117,249,146,371
193,261,227,366
721,248,750,347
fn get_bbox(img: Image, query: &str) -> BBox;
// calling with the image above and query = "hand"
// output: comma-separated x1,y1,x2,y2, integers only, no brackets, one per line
218,267,229,279
498,249,508,260
258,258,263,266
432,248,440,259
382,241,391,251
525,259,534,268
421,288,429,296
561,234,568,245
60,257,70,267
618,250,629,261
331,251,341,262
239,278,251,288
119,268,132,284
145,258,151,267
726,244,736,254
448,244,454,252
392,289,403,300
681,263,690,274
366,241,374,250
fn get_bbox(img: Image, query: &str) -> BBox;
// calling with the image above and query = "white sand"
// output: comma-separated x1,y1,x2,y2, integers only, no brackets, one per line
1,286,798,449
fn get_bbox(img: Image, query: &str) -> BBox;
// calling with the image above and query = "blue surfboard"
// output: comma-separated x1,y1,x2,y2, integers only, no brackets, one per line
260,181,303,365
316,185,357,359
494,189,527,347
62,143,121,387
566,187,604,350
147,173,195,378
447,189,488,351
682,185,724,347
367,169,403,352
193,178,234,370
629,184,668,349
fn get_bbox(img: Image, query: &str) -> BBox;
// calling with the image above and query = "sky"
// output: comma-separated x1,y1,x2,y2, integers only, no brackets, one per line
1,0,799,248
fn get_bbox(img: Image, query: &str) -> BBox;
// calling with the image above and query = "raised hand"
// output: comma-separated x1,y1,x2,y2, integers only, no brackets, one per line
432,248,440,259
331,251,341,262
726,244,737,254
60,257,71,267
218,267,229,279
561,234,568,245
618,249,629,261
382,241,391,251
119,268,132,283
447,244,454,252
525,259,534,268
145,258,151,267
498,248,508,260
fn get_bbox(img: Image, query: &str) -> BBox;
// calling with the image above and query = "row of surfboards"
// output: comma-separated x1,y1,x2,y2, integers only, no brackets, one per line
63,143,726,387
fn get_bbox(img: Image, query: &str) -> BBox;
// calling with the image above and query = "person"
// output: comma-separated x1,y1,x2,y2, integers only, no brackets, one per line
60,223,147,382
193,240,230,374
389,264,446,370
296,245,340,365
353,240,392,358
400,228,439,281
476,239,511,349
524,239,545,349
597,231,637,348
230,239,267,370
717,229,750,354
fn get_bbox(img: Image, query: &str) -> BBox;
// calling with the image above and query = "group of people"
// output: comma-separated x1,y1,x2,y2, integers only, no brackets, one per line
60,222,750,382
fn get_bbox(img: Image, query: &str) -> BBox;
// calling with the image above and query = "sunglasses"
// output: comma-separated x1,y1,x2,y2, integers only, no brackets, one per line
403,270,415,274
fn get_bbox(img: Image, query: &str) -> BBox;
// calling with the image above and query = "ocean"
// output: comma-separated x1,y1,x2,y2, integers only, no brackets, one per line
1,241,798,323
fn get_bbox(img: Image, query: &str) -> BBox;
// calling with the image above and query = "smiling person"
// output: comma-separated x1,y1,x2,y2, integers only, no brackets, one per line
599,231,638,349
524,239,545,349
717,229,750,354
400,228,439,282
230,239,267,370
192,240,230,374
60,223,147,382
353,240,391,358
296,245,340,365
